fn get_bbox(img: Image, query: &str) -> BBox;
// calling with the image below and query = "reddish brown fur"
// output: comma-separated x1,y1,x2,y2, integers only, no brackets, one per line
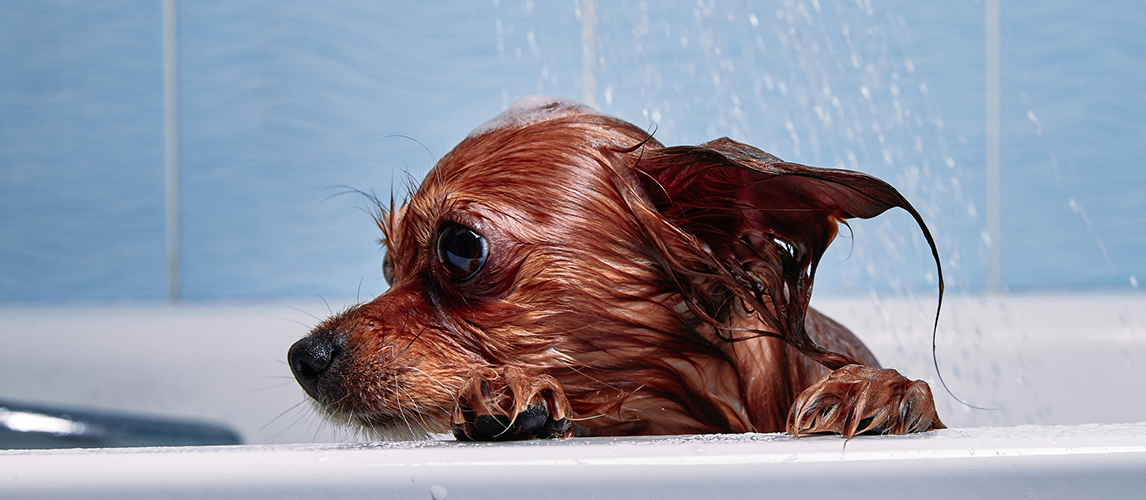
294,97,942,440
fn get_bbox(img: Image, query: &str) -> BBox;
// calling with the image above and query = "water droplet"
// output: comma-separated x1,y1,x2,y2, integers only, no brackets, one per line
1026,110,1042,136
430,484,448,500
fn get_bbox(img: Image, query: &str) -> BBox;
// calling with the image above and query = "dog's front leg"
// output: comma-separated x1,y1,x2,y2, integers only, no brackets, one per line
787,364,944,438
452,366,574,441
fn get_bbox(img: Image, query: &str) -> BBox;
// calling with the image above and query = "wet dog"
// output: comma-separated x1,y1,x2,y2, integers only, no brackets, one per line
289,95,944,441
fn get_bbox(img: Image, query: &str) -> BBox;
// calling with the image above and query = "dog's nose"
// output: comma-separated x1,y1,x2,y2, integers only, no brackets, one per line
288,334,340,401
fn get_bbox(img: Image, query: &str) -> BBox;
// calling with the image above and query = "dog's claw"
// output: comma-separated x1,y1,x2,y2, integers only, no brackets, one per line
787,364,944,438
452,366,573,441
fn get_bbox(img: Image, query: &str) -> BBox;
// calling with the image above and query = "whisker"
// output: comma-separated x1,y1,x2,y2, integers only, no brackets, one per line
260,399,309,433
407,366,452,393
284,318,313,330
396,386,439,436
385,134,438,166
404,325,427,352
399,384,451,425
246,379,297,392
375,344,396,359
289,305,324,324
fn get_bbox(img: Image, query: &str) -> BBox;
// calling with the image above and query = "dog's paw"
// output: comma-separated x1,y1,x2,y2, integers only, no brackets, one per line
787,364,944,438
451,366,573,441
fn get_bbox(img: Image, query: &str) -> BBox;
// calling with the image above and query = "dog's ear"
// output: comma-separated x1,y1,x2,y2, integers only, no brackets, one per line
630,138,942,369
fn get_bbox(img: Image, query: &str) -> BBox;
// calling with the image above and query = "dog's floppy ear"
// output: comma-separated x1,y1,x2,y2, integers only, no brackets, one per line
630,137,942,369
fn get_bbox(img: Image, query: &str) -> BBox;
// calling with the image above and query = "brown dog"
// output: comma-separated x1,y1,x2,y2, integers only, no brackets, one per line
289,95,944,441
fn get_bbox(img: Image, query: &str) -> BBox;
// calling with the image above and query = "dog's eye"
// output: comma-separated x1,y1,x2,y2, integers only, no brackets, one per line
381,250,394,286
436,222,488,281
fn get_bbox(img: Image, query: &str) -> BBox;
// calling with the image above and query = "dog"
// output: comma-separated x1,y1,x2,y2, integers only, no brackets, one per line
288,95,944,441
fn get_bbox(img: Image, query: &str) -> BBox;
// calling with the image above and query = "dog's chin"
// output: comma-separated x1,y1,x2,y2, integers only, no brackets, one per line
309,400,449,442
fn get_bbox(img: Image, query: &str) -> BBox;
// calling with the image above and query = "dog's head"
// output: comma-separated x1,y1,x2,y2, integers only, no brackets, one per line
288,95,939,438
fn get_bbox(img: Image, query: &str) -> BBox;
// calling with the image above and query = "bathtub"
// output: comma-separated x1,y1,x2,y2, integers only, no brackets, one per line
1,293,1144,497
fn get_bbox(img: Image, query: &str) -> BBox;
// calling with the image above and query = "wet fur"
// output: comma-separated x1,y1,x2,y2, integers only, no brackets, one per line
296,97,942,439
